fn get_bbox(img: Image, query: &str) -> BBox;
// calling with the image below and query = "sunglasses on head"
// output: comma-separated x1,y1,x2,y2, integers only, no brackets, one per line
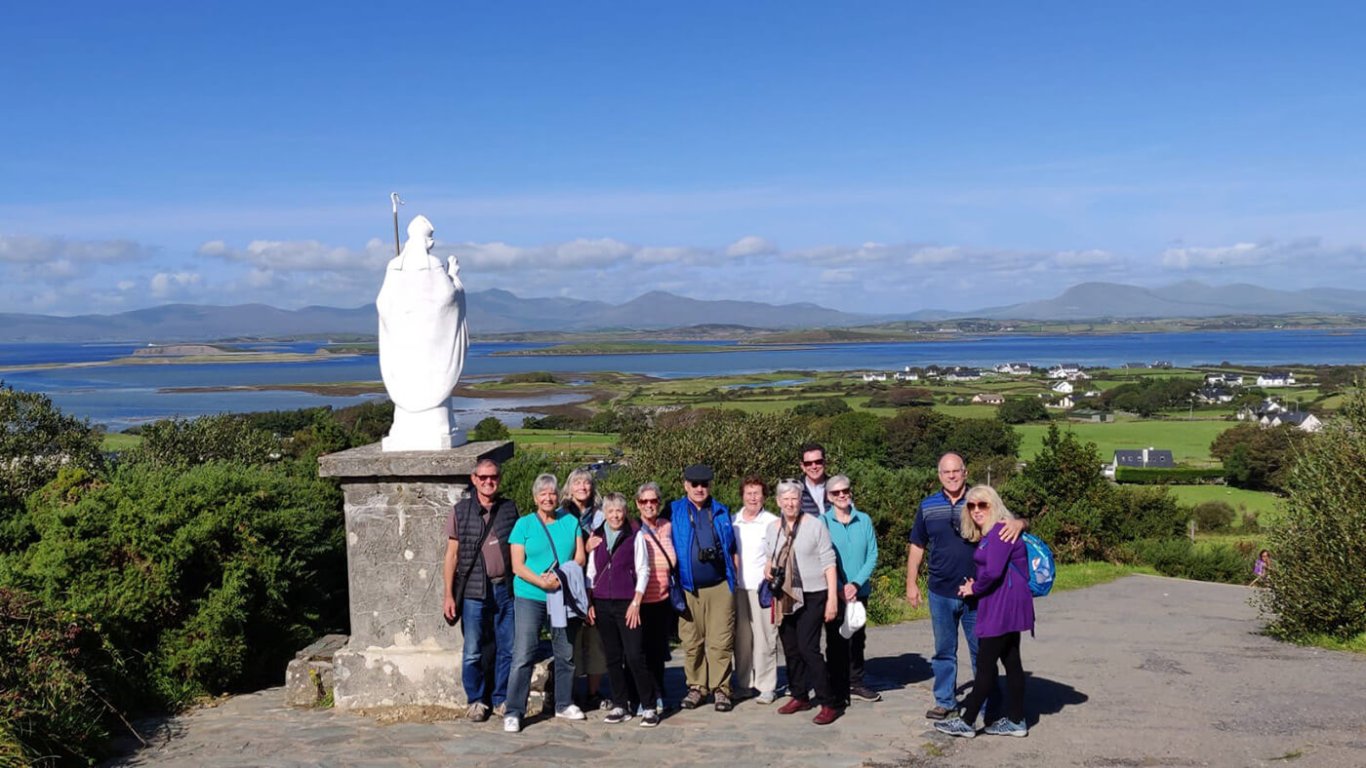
965,501,991,511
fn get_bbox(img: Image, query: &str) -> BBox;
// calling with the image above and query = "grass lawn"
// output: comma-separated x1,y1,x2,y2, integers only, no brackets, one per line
1015,418,1232,465
102,432,143,451
509,429,617,459
1165,485,1283,521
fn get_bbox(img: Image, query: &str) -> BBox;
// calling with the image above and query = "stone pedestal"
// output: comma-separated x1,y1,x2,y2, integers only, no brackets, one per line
318,440,514,710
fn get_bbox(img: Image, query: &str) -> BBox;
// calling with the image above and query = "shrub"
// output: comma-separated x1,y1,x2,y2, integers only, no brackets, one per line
1191,501,1235,532
1113,466,1225,484
0,384,104,512
1119,539,1247,584
128,414,278,468
1260,385,1366,641
790,398,851,418
469,416,511,442
4,461,346,707
864,387,934,408
0,587,119,765
809,411,887,466
621,408,809,489
1239,511,1261,533
997,397,1049,424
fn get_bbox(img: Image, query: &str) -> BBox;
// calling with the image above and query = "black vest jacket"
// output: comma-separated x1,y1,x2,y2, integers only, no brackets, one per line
453,495,518,601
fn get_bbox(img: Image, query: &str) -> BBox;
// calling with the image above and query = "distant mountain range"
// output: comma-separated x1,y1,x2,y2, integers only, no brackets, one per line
2,281,1364,342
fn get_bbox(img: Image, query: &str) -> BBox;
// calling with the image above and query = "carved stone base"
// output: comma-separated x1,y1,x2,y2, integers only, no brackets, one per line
332,647,463,710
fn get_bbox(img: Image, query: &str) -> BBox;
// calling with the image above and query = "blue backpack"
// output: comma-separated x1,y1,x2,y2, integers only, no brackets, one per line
1012,533,1055,598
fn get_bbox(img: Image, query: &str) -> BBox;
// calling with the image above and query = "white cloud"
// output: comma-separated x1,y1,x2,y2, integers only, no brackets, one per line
150,271,202,298
726,235,777,258
199,237,391,272
0,234,156,264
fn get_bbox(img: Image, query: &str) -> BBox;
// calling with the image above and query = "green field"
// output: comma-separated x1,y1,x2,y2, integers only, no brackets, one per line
1015,418,1232,466
509,428,617,459
102,432,144,451
1165,485,1283,521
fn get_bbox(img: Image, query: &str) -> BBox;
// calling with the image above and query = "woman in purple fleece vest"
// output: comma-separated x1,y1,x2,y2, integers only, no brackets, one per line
934,484,1035,740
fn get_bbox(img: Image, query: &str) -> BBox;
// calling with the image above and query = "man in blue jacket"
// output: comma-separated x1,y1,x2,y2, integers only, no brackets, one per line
669,464,739,712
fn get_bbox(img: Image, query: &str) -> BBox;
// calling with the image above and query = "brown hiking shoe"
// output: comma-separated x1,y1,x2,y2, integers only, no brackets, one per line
713,690,733,712
681,687,706,709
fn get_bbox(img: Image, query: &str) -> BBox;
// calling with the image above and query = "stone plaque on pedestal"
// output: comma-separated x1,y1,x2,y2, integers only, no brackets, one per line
318,439,514,710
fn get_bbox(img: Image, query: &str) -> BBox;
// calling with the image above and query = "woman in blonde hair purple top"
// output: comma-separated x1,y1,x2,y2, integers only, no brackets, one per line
934,485,1034,740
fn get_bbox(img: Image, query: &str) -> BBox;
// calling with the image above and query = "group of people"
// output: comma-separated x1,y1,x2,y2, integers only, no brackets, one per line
442,444,1037,739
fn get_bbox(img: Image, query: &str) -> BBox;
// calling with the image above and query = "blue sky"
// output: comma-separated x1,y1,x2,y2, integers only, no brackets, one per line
3,1,1365,316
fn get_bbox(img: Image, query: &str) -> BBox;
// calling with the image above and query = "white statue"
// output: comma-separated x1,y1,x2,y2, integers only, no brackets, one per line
376,214,469,451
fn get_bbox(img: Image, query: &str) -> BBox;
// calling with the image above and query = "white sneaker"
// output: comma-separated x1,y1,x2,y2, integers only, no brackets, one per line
555,704,586,720
503,716,520,733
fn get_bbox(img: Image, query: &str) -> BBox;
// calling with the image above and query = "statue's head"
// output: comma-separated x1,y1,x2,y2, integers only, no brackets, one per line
406,215,435,253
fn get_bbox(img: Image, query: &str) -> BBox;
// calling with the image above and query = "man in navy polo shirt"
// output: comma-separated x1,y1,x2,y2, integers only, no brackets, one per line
905,452,1024,721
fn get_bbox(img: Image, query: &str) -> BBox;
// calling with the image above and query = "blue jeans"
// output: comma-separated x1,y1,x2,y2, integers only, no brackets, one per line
461,580,515,707
505,597,580,720
928,590,979,710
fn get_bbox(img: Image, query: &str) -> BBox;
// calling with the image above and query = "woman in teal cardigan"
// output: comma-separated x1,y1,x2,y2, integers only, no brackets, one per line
822,474,880,703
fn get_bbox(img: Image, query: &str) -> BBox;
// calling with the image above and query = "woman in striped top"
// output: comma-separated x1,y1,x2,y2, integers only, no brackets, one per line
635,481,676,711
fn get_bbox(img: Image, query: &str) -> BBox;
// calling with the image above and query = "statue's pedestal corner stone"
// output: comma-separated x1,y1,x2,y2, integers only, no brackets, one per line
332,646,464,711
315,439,514,709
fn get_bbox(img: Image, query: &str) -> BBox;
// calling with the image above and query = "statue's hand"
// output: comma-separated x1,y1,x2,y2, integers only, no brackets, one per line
446,255,460,278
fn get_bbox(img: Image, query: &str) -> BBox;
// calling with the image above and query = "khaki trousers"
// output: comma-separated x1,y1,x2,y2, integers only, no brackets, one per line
734,587,779,696
680,581,735,694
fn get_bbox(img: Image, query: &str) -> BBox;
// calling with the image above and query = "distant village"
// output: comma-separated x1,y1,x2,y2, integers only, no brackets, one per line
853,361,1321,479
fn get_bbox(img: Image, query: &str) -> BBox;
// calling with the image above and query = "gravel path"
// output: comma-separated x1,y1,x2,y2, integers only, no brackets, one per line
105,575,1366,767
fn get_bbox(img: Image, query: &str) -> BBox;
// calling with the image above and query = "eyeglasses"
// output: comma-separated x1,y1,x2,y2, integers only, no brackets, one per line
828,488,851,497
965,501,991,511
473,474,500,481
636,497,660,505
801,459,825,467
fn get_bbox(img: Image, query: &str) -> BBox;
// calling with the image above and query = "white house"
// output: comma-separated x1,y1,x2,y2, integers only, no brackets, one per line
1052,380,1075,394
1046,396,1075,409
1271,411,1323,433
861,372,888,382
894,371,919,382
944,368,982,382
972,393,1005,405
995,362,1032,375
1257,372,1296,387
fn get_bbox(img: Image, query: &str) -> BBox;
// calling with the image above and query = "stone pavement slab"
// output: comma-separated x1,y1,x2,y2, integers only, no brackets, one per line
105,575,1366,768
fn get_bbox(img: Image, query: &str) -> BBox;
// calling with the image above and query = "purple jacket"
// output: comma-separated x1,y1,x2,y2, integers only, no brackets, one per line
971,523,1036,638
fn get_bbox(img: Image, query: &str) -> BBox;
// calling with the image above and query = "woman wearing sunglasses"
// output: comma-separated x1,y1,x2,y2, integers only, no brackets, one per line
634,481,675,711
934,485,1034,739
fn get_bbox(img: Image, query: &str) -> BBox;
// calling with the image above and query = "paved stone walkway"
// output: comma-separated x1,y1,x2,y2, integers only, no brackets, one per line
105,575,1366,767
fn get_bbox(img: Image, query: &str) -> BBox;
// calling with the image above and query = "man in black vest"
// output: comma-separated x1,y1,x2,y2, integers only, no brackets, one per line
443,458,519,721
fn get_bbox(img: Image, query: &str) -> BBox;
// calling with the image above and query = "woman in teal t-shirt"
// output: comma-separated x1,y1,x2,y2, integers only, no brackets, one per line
502,473,586,733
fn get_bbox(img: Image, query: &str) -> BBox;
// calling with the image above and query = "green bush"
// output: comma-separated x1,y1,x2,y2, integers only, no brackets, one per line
469,416,511,442
790,398,851,418
0,385,104,513
0,587,118,765
1191,501,1236,532
621,409,810,489
1118,538,1246,584
2,461,345,707
1114,466,1224,484
1260,385,1366,640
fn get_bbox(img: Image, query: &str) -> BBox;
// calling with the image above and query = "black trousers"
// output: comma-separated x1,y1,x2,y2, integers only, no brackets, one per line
960,631,1025,724
595,598,657,711
779,590,844,707
639,599,673,703
847,624,867,687
824,600,851,706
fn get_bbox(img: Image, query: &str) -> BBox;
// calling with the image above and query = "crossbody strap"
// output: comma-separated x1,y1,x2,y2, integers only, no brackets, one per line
641,524,677,572
535,512,563,568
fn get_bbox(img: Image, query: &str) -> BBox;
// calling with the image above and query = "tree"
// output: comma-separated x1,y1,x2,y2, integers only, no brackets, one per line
811,411,887,465
791,397,852,418
997,397,1048,424
945,418,1020,464
883,408,952,468
470,416,511,442
0,385,104,511
864,387,934,408
621,408,810,490
1006,424,1104,517
1210,424,1309,491
1261,384,1366,640
128,414,278,468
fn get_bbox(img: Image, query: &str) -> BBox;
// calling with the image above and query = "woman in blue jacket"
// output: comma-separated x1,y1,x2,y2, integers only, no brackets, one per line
822,474,879,703
934,484,1034,739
